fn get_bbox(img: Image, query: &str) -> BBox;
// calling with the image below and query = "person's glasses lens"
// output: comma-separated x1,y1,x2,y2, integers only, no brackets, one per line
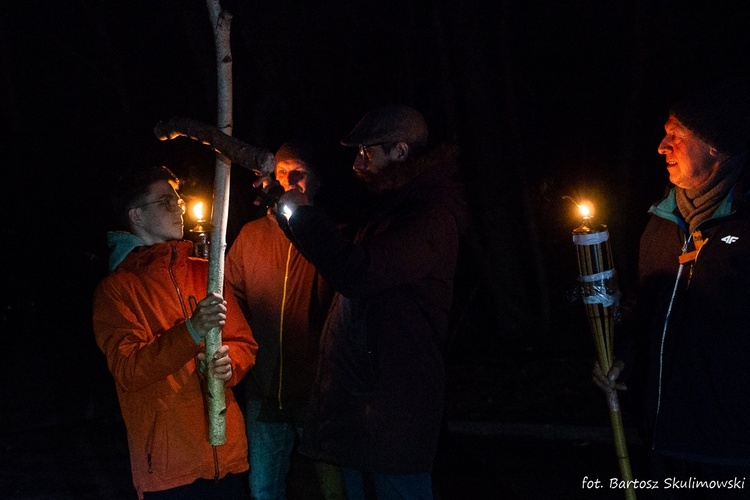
160,197,186,213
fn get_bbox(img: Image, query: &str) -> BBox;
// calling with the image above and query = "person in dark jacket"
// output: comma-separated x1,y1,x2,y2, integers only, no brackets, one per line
276,105,470,499
595,81,750,496
225,142,344,500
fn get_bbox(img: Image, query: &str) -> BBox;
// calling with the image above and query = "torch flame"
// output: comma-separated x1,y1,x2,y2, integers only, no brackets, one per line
578,202,593,220
193,201,205,221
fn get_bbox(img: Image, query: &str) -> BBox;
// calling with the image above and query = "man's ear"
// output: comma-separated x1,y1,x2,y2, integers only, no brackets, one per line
389,142,409,161
128,207,143,228
708,146,730,162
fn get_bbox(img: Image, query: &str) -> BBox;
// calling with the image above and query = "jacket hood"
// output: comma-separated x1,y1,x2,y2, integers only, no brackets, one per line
107,231,146,271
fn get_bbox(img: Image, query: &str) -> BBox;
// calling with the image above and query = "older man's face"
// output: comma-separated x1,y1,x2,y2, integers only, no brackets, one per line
657,115,719,189
275,160,320,200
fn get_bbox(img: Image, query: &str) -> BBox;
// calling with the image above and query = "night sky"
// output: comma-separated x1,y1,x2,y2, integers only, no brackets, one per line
2,0,750,434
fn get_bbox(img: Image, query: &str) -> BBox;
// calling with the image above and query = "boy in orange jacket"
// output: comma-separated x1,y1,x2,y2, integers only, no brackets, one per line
93,165,257,499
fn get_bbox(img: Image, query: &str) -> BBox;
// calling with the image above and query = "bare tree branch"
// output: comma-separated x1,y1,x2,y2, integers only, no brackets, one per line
154,116,275,175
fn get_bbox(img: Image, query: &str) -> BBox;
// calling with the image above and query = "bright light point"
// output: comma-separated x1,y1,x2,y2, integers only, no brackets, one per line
282,204,293,220
193,202,204,221
578,202,594,219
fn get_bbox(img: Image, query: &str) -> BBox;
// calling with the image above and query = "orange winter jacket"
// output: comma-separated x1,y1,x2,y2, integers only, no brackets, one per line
93,238,257,499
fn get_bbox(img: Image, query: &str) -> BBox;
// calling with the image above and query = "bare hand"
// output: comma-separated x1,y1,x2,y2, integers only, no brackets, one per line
252,175,283,207
190,292,227,338
592,358,626,394
196,344,233,381
252,174,274,191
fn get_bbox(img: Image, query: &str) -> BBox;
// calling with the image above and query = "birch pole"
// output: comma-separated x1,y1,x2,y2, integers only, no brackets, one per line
204,0,233,446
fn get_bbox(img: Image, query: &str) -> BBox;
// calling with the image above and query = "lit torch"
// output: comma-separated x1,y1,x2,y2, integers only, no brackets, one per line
570,199,636,500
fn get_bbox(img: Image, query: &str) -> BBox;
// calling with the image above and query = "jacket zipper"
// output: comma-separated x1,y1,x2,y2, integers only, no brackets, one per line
168,243,220,479
169,245,189,318
277,242,294,410
653,269,683,449
653,223,715,448
650,191,738,448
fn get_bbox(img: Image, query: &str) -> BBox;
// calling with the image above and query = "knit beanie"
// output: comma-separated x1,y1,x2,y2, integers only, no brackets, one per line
274,141,320,176
669,80,750,155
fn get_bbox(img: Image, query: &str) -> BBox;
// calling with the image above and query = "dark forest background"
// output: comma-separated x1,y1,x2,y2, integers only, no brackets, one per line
2,0,750,430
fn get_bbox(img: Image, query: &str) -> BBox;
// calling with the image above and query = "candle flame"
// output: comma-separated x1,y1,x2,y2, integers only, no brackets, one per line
193,201,205,221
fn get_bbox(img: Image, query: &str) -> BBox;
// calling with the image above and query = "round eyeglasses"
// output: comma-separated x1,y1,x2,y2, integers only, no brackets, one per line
358,142,389,163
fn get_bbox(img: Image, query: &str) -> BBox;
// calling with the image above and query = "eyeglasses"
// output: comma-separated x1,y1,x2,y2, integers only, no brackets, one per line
358,142,389,162
133,196,186,214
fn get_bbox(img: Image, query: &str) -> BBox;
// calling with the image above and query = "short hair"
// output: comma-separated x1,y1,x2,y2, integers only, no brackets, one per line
111,166,180,229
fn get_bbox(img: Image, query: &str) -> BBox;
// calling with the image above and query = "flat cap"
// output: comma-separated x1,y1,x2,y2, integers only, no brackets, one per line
341,105,428,147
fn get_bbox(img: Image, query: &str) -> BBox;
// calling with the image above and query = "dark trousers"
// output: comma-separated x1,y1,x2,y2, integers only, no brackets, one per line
342,467,433,500
142,473,249,499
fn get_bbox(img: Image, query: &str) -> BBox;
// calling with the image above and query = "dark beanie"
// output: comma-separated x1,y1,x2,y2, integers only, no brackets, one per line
274,141,320,175
670,80,750,155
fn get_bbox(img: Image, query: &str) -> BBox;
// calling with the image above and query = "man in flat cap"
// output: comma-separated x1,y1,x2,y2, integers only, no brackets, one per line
276,105,470,499
595,80,750,494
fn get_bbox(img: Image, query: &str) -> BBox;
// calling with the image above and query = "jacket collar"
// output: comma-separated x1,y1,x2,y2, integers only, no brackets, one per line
107,232,194,272
649,156,750,229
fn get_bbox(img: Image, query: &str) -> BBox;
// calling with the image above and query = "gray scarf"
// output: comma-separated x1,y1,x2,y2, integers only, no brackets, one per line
676,152,746,233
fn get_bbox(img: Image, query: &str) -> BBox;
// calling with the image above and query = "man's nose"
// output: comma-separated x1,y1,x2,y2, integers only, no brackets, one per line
352,155,366,171
657,137,670,154
288,170,306,185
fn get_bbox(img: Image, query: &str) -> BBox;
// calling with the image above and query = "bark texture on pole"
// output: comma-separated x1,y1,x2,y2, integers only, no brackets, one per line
205,0,233,446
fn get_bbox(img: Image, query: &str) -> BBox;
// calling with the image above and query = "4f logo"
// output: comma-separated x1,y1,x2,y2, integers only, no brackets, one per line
721,235,740,244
